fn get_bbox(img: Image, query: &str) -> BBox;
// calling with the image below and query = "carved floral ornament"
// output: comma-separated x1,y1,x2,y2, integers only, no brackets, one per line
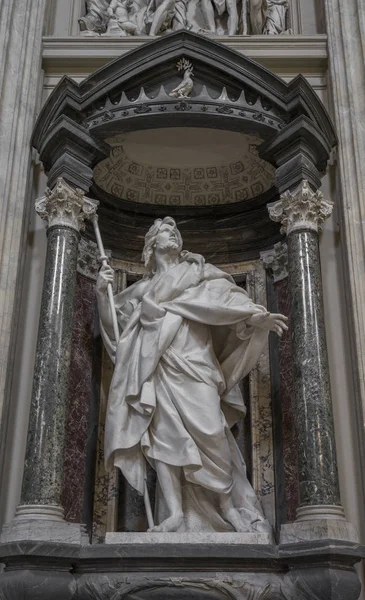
35,178,98,232
268,181,334,235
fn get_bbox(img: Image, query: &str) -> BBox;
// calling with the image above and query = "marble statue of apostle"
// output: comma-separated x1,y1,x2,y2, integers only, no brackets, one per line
96,217,288,533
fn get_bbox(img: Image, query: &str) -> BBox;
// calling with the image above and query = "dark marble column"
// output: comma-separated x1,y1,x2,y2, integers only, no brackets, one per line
268,180,344,521
16,178,97,521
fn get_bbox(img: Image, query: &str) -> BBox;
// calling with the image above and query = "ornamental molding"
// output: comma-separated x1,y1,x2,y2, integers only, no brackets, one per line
267,180,334,235
80,575,283,600
84,84,285,133
261,242,288,283
35,178,98,232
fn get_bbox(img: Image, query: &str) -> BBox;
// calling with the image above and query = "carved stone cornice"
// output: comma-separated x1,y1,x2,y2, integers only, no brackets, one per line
35,178,98,232
261,242,288,283
268,180,334,235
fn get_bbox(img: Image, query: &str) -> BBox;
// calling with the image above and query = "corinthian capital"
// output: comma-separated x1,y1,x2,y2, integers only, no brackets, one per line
35,178,98,232
268,180,334,235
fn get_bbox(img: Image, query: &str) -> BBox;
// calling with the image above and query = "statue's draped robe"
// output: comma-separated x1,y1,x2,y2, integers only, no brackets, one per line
102,254,270,531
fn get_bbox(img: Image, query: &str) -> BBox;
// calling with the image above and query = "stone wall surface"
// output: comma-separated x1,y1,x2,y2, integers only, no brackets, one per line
0,0,47,524
324,0,365,544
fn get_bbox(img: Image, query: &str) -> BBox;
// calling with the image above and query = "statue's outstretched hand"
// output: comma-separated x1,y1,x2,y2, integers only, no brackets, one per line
96,265,115,293
249,311,288,337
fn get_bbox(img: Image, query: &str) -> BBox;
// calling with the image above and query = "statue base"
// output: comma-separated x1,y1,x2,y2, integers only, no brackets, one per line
105,530,274,545
0,538,364,599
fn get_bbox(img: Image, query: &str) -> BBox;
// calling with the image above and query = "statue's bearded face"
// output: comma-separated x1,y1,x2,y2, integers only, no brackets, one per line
142,217,183,271
154,221,181,253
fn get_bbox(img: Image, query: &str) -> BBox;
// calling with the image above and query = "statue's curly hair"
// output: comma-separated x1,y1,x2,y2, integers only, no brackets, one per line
142,217,183,274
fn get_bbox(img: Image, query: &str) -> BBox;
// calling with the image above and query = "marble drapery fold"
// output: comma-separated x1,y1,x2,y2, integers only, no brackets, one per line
101,253,269,531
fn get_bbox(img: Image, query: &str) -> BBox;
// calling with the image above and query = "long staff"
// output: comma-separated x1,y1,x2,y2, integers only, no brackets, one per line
91,215,155,530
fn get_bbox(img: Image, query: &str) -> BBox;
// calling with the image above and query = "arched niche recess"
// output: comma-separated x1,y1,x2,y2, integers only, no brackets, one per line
31,30,336,538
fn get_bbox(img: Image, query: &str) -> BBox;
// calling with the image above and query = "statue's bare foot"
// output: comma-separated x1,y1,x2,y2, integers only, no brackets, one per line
148,512,183,533
222,507,247,532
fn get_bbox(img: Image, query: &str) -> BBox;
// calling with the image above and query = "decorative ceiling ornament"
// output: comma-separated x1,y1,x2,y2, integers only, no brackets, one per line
169,58,194,99
93,138,275,206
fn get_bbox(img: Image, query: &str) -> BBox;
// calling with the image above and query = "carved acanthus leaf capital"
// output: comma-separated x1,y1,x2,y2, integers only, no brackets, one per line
35,178,98,232
268,181,334,235
261,242,288,283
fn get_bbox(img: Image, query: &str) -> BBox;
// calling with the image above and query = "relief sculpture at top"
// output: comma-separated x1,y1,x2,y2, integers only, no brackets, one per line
79,0,290,36
96,217,288,532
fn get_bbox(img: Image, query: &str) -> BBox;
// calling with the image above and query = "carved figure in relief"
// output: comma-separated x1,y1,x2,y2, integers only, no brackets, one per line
79,0,111,34
107,0,139,34
145,0,188,35
199,0,239,36
262,0,289,34
97,217,287,532
249,0,266,34
169,58,194,98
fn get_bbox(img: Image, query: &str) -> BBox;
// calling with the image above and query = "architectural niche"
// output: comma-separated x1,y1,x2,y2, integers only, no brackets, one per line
0,27,364,600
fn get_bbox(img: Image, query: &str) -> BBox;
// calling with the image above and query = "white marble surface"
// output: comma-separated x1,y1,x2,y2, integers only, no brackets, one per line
78,0,288,37
280,519,359,544
97,217,287,534
268,180,334,235
105,531,274,544
0,519,86,545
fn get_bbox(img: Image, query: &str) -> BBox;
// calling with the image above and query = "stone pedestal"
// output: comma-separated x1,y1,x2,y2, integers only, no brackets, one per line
1,179,97,542
0,539,363,600
105,531,274,545
268,181,357,542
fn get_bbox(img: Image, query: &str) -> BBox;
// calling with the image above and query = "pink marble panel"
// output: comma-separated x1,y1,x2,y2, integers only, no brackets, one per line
276,278,299,523
61,274,96,523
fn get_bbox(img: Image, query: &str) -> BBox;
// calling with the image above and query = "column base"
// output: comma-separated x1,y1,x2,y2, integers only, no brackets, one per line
280,519,359,544
1,507,88,545
296,504,346,521
15,503,65,521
